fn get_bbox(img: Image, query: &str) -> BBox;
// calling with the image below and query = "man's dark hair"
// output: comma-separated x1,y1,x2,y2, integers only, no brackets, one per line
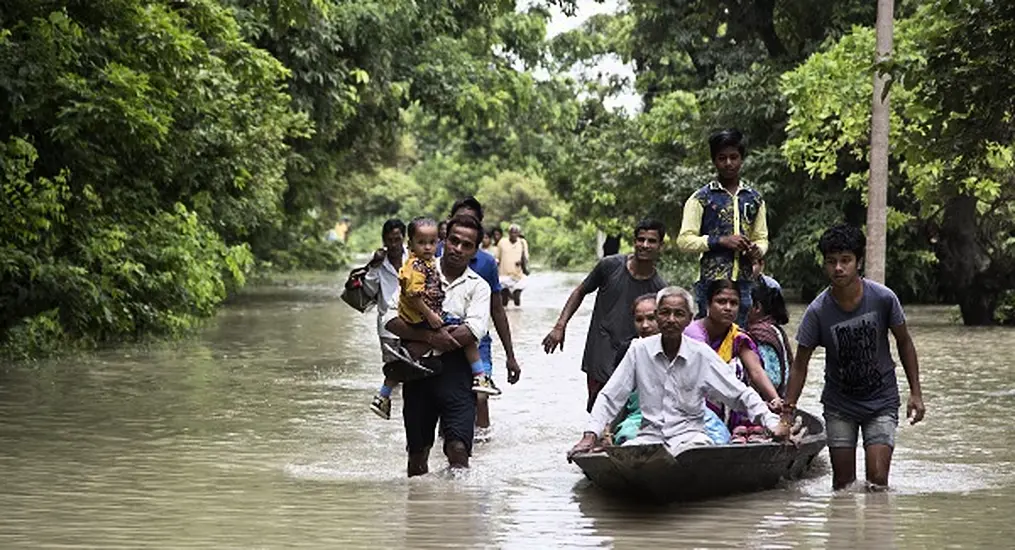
708,128,746,160
381,218,405,238
818,223,866,260
445,214,483,243
407,217,437,240
449,196,484,222
751,283,790,325
634,218,666,241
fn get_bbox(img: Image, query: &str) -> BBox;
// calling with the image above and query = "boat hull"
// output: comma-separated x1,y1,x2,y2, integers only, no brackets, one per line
570,410,826,503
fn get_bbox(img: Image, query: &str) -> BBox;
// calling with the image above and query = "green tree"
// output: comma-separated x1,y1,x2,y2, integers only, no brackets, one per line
782,2,1015,324
0,0,297,357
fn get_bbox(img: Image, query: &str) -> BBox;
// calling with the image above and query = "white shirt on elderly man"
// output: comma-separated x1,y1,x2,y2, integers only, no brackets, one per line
587,333,779,455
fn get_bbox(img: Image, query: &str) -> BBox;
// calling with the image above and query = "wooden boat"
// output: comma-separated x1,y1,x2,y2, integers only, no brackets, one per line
569,409,826,503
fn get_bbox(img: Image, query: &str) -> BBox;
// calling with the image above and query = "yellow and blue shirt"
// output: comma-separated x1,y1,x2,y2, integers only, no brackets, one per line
677,180,769,281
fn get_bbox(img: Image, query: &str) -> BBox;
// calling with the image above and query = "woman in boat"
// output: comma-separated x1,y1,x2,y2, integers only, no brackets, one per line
684,279,782,440
746,281,793,397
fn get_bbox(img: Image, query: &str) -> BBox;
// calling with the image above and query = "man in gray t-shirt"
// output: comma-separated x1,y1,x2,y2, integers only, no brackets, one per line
797,278,905,420
542,220,667,412
781,224,925,491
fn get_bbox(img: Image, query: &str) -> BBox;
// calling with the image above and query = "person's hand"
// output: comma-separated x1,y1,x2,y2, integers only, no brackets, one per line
747,243,762,264
719,234,751,252
427,328,460,352
771,415,807,447
368,247,387,266
505,356,521,384
425,312,444,329
907,392,925,425
567,432,598,462
767,397,784,413
542,324,566,354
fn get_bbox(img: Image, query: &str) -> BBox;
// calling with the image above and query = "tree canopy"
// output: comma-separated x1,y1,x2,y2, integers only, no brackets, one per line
3,0,1013,359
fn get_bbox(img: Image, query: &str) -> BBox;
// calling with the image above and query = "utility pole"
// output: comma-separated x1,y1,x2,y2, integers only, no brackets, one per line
866,0,893,283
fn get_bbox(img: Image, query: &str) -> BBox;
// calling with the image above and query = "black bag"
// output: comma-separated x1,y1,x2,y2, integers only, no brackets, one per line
341,266,377,312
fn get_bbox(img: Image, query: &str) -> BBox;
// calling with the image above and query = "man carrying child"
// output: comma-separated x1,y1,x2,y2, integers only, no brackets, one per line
370,217,499,419
383,214,493,475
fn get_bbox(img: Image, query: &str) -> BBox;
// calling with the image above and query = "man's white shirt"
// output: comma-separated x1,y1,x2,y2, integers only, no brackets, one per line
381,260,491,346
588,334,779,443
362,247,408,339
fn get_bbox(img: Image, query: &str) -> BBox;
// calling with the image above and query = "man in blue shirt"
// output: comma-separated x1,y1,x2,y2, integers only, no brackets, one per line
440,197,522,442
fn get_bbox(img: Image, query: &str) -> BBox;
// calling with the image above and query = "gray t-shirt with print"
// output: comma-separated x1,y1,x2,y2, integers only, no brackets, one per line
796,279,906,421
580,254,666,384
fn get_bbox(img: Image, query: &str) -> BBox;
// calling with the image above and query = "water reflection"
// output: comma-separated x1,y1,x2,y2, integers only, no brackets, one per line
825,492,895,549
1,272,1014,547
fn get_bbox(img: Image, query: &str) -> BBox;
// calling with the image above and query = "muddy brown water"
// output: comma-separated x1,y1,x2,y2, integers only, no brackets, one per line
1,271,1012,548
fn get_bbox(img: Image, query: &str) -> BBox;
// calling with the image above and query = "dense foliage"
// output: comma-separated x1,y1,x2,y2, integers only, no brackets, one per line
550,0,1014,323
3,0,1013,359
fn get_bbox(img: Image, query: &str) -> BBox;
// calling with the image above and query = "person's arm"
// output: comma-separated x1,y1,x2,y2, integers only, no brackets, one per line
361,265,381,297
702,350,779,431
782,304,820,415
543,258,609,353
490,298,521,383
676,195,711,253
738,344,781,405
569,344,638,457
749,201,769,257
888,295,924,424
586,347,637,436
542,284,589,353
385,317,460,352
781,345,813,422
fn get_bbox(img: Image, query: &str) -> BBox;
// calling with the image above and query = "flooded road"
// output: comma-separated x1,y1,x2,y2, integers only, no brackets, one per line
1,271,1013,548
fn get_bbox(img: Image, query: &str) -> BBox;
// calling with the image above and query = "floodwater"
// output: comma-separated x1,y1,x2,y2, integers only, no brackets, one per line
1,271,1013,548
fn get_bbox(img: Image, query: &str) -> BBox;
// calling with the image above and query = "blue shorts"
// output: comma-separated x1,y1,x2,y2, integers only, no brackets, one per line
478,335,492,376
824,408,898,449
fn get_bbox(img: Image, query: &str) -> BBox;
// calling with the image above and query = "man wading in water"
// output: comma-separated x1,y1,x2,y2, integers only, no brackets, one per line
384,215,491,475
542,219,667,412
445,197,522,442
783,223,926,490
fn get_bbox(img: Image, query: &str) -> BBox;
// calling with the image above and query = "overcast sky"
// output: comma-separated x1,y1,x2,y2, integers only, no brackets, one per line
532,0,641,113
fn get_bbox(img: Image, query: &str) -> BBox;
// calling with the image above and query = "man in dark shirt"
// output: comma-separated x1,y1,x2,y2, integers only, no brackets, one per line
542,219,668,411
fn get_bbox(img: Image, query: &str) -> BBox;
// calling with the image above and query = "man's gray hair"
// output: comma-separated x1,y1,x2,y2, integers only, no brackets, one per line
509,223,521,232
656,286,694,311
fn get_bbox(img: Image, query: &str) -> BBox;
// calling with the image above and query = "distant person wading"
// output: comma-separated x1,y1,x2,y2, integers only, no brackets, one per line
495,223,529,307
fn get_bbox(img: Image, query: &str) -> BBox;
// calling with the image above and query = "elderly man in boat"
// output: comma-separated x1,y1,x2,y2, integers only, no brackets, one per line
569,286,793,458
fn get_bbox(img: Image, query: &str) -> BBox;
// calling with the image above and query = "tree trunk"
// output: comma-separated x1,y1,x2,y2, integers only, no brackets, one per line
934,195,997,325
865,0,893,284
